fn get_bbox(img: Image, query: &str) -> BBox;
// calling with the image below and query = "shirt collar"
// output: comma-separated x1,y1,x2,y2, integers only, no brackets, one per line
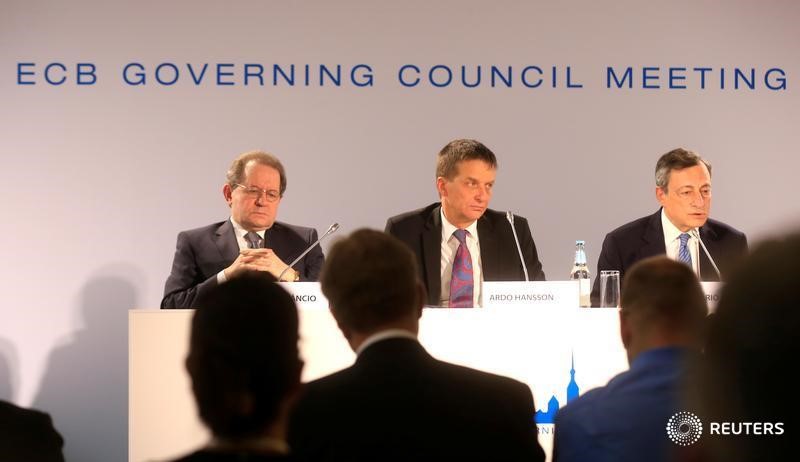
230,217,265,240
630,346,692,371
660,208,689,243
356,329,418,356
440,205,479,242
208,435,289,455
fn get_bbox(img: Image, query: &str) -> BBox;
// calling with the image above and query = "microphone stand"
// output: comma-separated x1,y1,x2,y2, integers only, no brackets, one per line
278,223,340,281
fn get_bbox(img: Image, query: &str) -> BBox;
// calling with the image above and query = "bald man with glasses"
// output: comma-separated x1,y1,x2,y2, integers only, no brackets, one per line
161,150,324,309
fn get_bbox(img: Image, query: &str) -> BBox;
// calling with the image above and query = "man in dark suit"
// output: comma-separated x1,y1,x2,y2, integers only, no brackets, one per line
385,139,545,307
591,148,747,305
288,229,546,461
172,273,301,461
0,400,65,462
162,150,324,309
554,257,707,462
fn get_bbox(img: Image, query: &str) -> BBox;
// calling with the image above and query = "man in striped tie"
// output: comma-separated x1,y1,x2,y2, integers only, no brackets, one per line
591,148,748,305
385,139,547,308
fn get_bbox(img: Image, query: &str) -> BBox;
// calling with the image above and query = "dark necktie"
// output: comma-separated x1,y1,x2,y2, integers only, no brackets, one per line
244,231,263,249
449,229,474,308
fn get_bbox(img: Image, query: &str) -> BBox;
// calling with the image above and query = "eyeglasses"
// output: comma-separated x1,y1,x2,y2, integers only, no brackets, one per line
234,184,281,202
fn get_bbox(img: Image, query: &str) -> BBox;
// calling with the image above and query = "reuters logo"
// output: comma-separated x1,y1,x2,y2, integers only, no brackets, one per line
666,411,703,446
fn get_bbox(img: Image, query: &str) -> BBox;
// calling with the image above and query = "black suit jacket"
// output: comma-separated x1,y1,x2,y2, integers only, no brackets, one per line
288,338,545,462
171,449,292,462
591,209,748,305
161,220,324,309
0,401,65,462
385,203,546,306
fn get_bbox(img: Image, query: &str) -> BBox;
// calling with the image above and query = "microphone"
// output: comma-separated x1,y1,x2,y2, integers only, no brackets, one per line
278,222,340,281
506,211,529,282
690,228,721,280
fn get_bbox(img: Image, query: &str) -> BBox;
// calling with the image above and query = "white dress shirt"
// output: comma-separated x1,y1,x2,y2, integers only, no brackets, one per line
216,218,266,284
661,209,700,276
356,329,419,356
439,207,482,307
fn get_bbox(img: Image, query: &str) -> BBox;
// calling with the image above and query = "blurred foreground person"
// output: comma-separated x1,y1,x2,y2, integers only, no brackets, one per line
173,272,302,462
0,400,65,462
555,256,707,462
289,229,545,461
685,233,798,461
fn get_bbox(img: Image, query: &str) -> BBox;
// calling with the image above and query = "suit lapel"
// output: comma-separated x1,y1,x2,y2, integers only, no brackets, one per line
215,220,240,264
264,224,286,260
477,214,499,279
422,206,442,305
640,210,667,260
698,223,721,281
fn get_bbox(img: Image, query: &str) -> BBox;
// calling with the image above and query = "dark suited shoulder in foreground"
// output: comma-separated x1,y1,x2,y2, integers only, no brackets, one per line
0,400,65,462
290,337,542,461
171,450,292,462
288,228,544,461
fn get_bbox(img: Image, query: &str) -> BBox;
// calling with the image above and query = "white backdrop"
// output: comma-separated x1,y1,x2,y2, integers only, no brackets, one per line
2,1,799,460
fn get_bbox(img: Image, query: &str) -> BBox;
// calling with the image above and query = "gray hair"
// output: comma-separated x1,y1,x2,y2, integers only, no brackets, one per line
226,150,287,196
655,148,711,192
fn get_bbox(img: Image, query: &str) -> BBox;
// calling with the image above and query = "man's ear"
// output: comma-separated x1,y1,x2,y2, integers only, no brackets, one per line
436,177,448,199
292,359,304,390
655,186,667,207
619,309,632,350
223,184,233,206
330,304,352,341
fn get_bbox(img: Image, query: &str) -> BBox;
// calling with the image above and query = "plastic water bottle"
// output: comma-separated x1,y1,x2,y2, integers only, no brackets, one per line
570,240,591,307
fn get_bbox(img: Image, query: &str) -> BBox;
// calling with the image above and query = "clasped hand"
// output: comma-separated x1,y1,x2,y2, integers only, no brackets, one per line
224,248,294,281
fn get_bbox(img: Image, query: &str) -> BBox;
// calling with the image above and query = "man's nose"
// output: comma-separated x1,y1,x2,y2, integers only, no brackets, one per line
691,192,706,208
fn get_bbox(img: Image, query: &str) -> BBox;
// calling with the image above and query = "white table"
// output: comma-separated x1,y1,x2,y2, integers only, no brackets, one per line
130,301,627,462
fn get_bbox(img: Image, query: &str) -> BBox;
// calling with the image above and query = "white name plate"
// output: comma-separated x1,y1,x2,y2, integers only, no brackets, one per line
483,281,579,308
278,282,329,309
700,281,723,313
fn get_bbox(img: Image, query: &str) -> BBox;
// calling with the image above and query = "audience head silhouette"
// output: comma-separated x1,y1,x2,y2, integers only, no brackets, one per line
187,272,302,440
320,228,425,348
620,256,707,364
692,233,800,461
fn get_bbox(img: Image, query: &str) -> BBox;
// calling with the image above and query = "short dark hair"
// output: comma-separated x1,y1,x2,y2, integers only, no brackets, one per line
695,233,799,460
621,256,707,333
227,150,287,196
654,148,712,191
436,139,498,180
321,229,420,333
187,272,301,438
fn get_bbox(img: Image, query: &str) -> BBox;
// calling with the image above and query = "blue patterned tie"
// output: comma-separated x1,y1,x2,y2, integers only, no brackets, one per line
449,229,474,308
244,231,263,249
678,233,692,268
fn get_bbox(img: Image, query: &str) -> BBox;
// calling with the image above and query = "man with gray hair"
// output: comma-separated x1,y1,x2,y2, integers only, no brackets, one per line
591,148,747,305
161,150,324,308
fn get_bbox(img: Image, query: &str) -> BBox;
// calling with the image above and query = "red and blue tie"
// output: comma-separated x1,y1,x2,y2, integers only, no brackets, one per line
449,229,474,308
